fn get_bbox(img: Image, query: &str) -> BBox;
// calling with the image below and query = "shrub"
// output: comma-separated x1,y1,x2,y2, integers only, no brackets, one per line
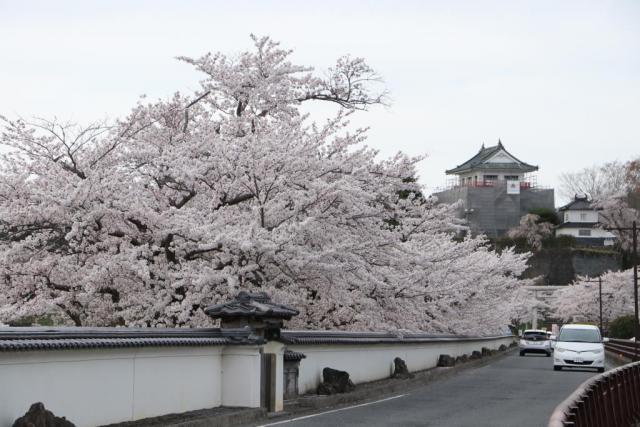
609,315,637,339
529,208,560,226
543,235,576,249
8,315,56,327
491,236,530,253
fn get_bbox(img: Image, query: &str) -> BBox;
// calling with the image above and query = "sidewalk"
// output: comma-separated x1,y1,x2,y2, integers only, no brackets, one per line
101,407,267,427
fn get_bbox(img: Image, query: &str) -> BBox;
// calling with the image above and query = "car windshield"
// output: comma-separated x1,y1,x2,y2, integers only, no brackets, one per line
523,332,547,341
557,328,601,343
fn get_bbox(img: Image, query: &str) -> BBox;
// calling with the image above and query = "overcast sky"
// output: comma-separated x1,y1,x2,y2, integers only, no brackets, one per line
1,0,639,205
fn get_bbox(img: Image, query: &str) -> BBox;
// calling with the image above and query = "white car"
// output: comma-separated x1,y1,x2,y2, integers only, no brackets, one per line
519,329,552,356
553,324,607,372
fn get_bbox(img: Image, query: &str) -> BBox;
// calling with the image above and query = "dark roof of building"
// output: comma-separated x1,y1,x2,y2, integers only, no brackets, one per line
556,222,600,229
284,349,307,361
0,326,263,352
558,195,597,211
446,141,538,175
205,291,299,320
279,330,511,345
565,237,616,246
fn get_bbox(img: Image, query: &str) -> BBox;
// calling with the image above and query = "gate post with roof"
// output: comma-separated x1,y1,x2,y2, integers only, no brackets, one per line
205,292,299,412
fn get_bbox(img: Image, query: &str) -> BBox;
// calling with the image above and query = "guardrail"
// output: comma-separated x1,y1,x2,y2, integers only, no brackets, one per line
548,361,640,427
605,338,639,361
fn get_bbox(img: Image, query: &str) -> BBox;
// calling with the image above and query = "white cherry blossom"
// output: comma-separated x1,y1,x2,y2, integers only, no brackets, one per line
0,36,532,334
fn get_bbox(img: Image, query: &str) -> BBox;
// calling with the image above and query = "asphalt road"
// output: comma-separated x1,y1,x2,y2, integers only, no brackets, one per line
252,353,609,427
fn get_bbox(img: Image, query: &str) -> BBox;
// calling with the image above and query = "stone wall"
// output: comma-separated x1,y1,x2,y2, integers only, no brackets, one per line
524,248,622,285
572,250,623,278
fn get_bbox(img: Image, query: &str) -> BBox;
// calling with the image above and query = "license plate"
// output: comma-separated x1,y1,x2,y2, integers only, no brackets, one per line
574,357,583,363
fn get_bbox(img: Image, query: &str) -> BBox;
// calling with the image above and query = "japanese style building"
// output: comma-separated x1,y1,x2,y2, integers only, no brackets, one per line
433,140,555,237
555,195,616,246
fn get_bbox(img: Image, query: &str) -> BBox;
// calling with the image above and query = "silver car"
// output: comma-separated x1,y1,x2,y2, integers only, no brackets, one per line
519,329,552,357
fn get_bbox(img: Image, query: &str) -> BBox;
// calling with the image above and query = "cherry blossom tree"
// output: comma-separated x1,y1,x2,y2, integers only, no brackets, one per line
552,269,635,325
507,214,554,251
626,159,640,197
594,195,639,252
0,36,531,333
560,158,640,251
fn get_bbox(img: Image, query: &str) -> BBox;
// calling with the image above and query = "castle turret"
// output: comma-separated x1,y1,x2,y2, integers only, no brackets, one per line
433,140,554,237
445,140,538,189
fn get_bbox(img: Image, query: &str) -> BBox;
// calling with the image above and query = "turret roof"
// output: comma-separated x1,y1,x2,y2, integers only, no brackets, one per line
446,140,538,175
558,195,597,211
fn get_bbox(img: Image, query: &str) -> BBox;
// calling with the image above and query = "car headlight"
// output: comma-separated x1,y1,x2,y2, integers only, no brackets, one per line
590,348,604,354
555,347,568,352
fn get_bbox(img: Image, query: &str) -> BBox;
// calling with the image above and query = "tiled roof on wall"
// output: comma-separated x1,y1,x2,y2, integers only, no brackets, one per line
280,330,511,345
205,291,299,320
284,349,307,361
0,326,263,352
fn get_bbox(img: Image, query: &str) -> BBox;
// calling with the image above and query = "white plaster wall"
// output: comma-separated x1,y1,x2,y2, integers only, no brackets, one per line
486,151,517,164
457,172,522,185
290,337,514,395
457,173,473,185
556,228,580,237
0,346,227,427
565,211,599,223
0,337,516,423
221,346,261,408
262,341,286,411
131,347,224,420
483,173,522,180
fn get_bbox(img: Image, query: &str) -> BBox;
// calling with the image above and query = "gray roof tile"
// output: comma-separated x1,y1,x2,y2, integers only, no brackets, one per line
556,222,600,228
446,141,537,175
558,196,596,211
205,291,299,320
284,350,306,361
280,330,511,345
0,326,263,352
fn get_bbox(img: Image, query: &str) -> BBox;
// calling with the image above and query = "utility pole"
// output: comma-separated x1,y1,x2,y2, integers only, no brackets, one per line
599,276,603,333
584,277,606,334
635,221,638,362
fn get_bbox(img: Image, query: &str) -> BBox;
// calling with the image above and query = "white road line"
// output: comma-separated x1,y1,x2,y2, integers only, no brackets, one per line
256,394,408,426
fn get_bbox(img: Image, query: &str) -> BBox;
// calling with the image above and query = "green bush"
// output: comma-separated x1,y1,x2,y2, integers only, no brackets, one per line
8,314,58,327
543,235,576,249
609,315,637,339
491,236,530,253
529,208,560,225
491,234,576,253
